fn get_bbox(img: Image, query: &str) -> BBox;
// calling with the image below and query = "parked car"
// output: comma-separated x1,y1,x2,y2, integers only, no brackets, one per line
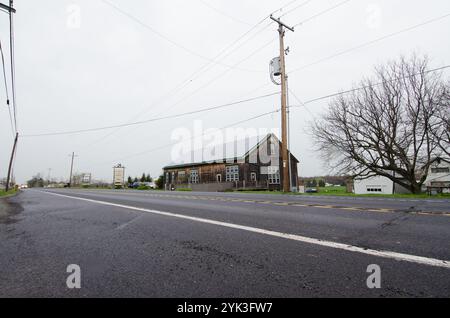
305,188,318,193
143,182,156,189
131,182,156,189
131,182,140,189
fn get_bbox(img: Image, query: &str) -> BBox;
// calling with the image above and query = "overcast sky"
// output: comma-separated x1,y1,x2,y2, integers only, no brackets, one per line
1,0,450,184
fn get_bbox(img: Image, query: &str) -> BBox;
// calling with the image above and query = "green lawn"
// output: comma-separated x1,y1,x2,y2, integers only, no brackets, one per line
236,187,450,199
0,189,17,197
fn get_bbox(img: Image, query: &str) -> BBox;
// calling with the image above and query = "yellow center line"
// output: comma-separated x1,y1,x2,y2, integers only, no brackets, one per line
114,192,448,217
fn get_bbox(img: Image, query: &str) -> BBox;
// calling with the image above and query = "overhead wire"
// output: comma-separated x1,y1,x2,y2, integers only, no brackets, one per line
0,38,14,137
289,12,450,74
198,0,252,26
21,92,280,137
8,3,17,133
79,1,290,151
91,108,282,166
292,0,352,28
101,0,261,73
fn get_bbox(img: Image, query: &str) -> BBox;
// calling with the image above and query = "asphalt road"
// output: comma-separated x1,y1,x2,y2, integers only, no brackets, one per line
0,189,449,297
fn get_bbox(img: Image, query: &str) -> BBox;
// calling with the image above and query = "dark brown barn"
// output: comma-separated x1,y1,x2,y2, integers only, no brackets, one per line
163,134,299,192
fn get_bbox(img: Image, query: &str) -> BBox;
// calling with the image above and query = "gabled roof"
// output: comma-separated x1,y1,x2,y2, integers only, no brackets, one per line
163,133,299,170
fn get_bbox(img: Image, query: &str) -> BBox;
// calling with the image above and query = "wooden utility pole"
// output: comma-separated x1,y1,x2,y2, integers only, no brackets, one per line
68,152,76,187
5,132,18,192
2,1,17,192
270,15,294,192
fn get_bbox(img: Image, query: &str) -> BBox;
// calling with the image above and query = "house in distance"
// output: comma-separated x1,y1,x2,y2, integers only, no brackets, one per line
163,133,299,192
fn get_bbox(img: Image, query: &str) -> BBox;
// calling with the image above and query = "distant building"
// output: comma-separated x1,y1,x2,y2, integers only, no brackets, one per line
354,175,395,195
82,173,92,185
354,172,413,195
163,133,299,192
113,164,125,188
354,158,450,195
424,157,450,194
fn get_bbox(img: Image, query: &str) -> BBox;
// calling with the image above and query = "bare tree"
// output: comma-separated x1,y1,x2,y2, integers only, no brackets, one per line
311,55,449,194
432,82,450,157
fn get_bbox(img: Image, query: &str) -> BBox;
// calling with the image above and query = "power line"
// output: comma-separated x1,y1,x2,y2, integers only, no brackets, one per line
73,64,450,166
288,87,317,120
0,38,14,137
80,6,275,151
290,12,450,74
293,0,352,28
196,0,356,109
151,37,276,118
79,32,277,152
21,92,280,137
101,0,261,73
101,0,301,116
280,0,315,18
0,39,9,102
290,64,450,108
198,0,251,26
8,0,17,133
82,0,301,150
92,108,282,165
272,0,300,14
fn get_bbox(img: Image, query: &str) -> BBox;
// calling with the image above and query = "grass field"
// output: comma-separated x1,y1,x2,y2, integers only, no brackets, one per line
0,189,17,197
236,186,450,199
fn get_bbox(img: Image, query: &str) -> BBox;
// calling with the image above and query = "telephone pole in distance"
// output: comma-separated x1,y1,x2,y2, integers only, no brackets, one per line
68,152,78,188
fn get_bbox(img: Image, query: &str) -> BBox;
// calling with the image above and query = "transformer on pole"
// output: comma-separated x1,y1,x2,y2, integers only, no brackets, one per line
269,15,294,192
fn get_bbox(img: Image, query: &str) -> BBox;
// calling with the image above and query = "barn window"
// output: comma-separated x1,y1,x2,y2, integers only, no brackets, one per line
251,172,257,182
217,174,222,182
268,166,280,184
226,165,239,182
190,170,199,184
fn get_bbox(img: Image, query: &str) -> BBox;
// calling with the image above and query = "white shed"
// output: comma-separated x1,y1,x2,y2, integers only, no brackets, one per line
354,175,394,195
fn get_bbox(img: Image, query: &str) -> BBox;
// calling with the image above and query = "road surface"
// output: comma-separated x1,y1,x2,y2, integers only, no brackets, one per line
0,189,449,297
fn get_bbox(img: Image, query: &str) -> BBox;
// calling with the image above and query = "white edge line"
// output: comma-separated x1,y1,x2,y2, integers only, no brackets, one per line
41,191,450,270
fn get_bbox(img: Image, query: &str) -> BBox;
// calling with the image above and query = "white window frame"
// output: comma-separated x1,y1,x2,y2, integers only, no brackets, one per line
431,167,450,174
251,172,257,182
190,170,199,184
226,165,239,182
268,166,280,185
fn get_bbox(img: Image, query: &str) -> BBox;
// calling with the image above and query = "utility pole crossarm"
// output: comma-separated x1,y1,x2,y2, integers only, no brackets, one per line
270,15,295,32
0,2,15,13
